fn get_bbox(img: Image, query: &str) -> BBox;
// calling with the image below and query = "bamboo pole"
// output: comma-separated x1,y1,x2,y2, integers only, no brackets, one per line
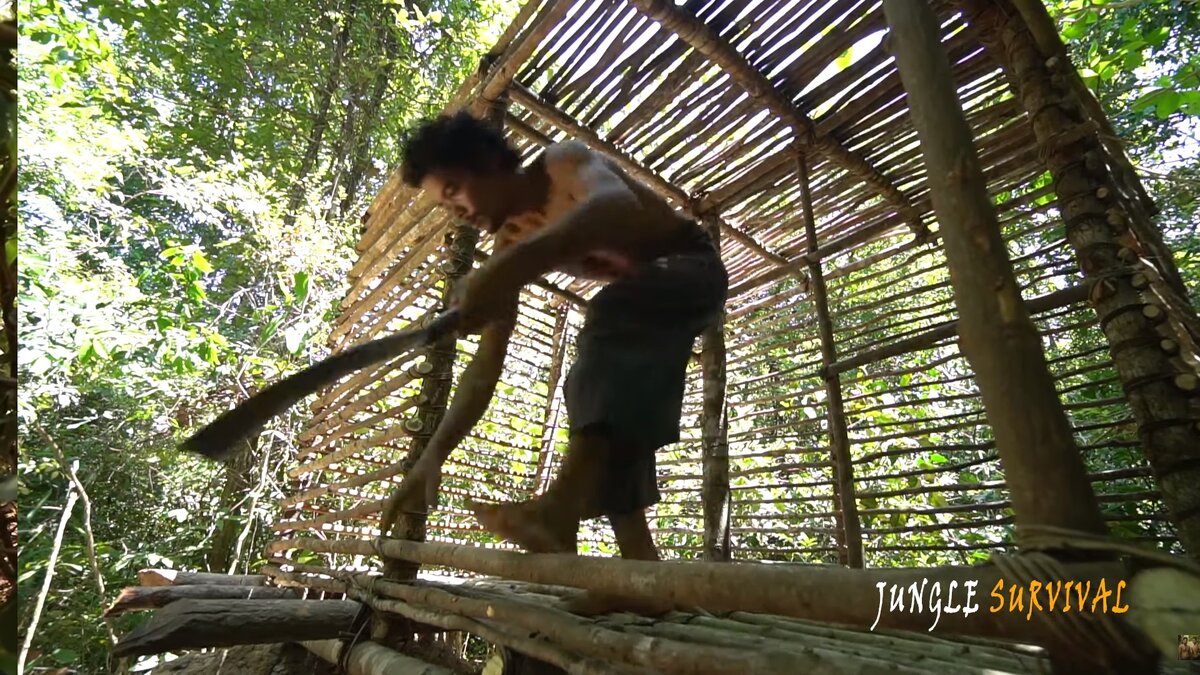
302,638,456,675
882,0,1106,544
270,536,1157,654
796,151,863,569
385,224,479,581
958,0,1200,560
531,307,568,494
698,214,731,562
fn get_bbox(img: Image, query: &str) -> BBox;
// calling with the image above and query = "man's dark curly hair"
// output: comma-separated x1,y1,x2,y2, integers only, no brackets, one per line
400,111,521,187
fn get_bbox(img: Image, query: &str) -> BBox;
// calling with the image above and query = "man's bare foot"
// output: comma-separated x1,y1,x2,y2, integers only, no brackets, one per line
563,591,674,617
471,501,576,554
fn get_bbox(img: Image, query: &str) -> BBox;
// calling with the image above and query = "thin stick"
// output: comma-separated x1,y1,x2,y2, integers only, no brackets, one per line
36,426,117,647
18,485,78,672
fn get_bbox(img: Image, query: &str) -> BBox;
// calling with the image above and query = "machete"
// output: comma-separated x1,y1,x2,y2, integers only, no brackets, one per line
181,309,461,461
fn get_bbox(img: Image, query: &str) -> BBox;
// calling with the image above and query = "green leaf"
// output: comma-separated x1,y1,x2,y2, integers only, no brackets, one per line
190,250,214,274
292,271,309,305
928,453,948,465
50,647,79,664
4,238,14,266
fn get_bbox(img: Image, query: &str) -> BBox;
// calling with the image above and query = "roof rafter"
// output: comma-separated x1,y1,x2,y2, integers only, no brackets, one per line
627,0,927,239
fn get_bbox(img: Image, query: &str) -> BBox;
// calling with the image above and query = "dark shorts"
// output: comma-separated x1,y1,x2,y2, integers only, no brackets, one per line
563,247,728,517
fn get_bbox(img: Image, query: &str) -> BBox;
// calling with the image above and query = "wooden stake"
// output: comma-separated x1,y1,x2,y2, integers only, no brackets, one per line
883,0,1105,541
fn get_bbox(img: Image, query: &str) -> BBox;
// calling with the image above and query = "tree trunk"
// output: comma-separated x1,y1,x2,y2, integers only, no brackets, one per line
283,0,359,228
384,224,480,582
337,23,400,221
207,437,257,572
959,0,1200,559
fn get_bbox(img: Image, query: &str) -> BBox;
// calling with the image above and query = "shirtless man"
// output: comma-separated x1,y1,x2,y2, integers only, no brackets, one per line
399,111,728,560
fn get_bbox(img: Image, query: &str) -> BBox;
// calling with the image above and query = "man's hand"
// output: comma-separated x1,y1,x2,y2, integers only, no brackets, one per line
453,266,522,334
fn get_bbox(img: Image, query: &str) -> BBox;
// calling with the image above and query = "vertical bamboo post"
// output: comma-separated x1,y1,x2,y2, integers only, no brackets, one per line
384,225,480,572
796,154,864,569
381,98,506,588
960,0,1200,559
531,306,569,495
698,213,732,562
881,0,1106,538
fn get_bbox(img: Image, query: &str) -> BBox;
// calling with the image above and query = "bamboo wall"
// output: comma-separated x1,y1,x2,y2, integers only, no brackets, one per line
267,0,1197,581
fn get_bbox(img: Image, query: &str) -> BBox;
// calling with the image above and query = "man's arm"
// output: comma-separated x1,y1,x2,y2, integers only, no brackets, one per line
381,294,518,530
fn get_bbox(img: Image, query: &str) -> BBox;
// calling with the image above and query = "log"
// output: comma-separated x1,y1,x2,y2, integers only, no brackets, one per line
112,599,365,657
105,584,300,617
137,569,266,587
302,639,455,675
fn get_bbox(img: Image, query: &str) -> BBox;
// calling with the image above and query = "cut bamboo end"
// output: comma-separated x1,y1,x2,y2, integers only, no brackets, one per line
1130,273,1150,290
404,418,424,433
1161,339,1180,355
1174,373,1199,393
1117,247,1138,263
1142,304,1165,322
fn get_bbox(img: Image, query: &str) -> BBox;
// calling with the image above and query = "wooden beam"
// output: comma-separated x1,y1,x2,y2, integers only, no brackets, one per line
625,0,925,238
882,0,1106,544
796,152,863,569
272,537,1151,656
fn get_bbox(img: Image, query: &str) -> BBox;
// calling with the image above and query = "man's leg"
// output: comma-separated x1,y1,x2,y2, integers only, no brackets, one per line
610,509,660,561
563,508,673,616
472,434,610,553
